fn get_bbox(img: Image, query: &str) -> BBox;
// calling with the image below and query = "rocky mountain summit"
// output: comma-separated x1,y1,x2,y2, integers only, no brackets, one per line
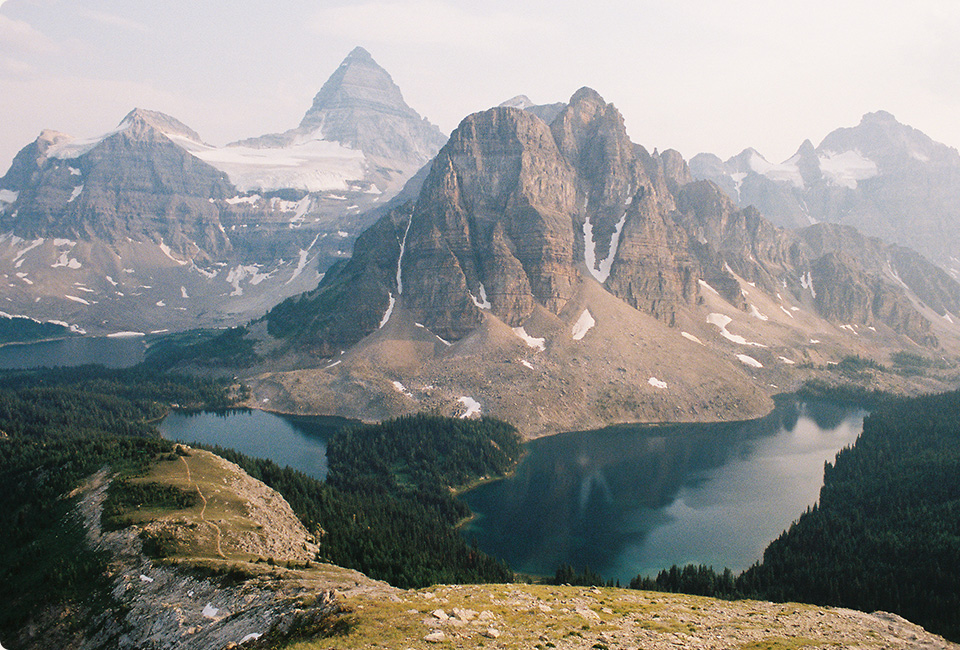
253,88,960,436
225,46,447,196
690,111,960,276
0,48,446,334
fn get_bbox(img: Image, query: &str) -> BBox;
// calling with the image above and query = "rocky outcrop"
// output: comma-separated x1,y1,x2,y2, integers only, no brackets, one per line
404,106,579,337
266,205,411,356
499,94,566,125
12,454,389,650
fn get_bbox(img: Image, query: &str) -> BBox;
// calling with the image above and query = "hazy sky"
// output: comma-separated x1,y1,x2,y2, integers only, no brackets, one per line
2,0,959,172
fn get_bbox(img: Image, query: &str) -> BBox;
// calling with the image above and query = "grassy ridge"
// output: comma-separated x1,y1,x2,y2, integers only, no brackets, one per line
0,367,236,644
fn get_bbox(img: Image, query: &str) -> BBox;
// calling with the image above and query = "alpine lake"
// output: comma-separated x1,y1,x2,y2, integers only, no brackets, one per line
4,336,866,582
161,397,865,583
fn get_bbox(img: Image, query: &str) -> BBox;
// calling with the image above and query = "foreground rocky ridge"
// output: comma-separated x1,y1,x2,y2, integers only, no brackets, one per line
13,451,957,650
254,88,960,436
13,450,391,650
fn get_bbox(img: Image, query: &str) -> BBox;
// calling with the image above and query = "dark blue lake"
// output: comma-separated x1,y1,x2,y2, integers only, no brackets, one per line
159,409,353,480
461,398,866,582
0,335,145,369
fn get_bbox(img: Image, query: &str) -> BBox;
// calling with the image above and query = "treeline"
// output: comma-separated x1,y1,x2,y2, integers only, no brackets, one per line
0,365,236,440
613,389,960,642
212,414,522,588
739,389,960,641
0,366,236,643
0,316,71,344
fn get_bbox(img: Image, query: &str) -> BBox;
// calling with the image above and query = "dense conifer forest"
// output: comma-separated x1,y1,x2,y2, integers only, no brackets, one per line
212,414,522,588
0,316,71,344
0,367,232,638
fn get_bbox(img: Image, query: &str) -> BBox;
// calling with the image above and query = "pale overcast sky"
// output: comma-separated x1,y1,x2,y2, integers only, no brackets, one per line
1,0,959,172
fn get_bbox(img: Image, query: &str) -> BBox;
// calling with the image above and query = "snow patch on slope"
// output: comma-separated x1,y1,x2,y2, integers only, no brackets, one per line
226,264,270,296
817,150,878,189
396,218,412,295
748,150,803,188
470,282,491,310
748,304,768,321
379,292,395,328
737,354,763,368
458,396,481,419
707,313,767,347
287,233,321,285
185,134,366,193
697,279,720,296
159,240,188,266
800,272,816,298
513,327,545,351
582,213,626,283
391,381,413,398
571,309,595,341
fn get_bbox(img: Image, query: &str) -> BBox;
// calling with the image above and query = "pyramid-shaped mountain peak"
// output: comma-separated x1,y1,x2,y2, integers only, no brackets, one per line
300,47,409,130
345,45,374,61
860,109,898,125
297,47,447,162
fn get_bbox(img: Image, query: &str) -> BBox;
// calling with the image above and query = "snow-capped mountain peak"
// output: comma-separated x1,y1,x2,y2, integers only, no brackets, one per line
46,108,204,160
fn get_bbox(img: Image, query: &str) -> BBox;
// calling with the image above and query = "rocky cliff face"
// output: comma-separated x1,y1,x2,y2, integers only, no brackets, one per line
690,111,960,276
6,109,233,257
258,88,960,435
0,109,333,333
270,89,960,351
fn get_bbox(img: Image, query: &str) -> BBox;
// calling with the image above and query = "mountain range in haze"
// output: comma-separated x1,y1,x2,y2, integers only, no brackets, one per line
0,47,444,334
690,110,960,277
2,48,960,434
249,87,960,435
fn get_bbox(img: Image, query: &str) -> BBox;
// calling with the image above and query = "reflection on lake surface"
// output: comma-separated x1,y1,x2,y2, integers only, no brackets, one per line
0,336,145,369
160,409,354,480
461,398,866,582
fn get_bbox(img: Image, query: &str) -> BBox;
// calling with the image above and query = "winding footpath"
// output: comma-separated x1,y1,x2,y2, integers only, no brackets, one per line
180,455,226,559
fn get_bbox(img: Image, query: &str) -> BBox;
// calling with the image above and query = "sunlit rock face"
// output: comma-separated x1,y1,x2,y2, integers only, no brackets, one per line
268,88,960,352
